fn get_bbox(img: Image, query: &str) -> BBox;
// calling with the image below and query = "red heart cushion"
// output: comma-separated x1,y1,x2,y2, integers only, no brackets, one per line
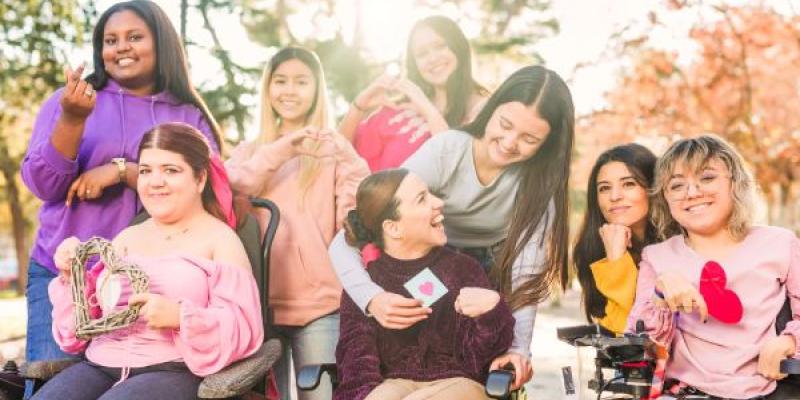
698,260,743,324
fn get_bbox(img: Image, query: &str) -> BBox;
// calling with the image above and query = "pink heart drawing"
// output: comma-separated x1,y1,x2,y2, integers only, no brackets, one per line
419,281,434,296
699,260,743,324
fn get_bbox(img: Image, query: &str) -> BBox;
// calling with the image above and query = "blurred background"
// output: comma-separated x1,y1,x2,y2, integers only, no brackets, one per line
2,0,800,397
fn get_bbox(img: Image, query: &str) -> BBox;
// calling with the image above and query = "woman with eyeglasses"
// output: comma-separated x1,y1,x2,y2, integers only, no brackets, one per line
627,134,800,399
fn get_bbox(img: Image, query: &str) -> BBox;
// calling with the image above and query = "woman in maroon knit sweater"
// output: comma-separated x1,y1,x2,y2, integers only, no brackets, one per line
334,168,515,400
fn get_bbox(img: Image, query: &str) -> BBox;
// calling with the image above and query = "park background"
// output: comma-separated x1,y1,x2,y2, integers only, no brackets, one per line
3,0,800,397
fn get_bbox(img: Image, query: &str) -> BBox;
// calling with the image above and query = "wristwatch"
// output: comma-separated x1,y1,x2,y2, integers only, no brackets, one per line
111,157,126,185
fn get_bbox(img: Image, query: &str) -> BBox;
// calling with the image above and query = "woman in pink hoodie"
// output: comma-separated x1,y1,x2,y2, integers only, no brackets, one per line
226,47,370,400
33,123,263,400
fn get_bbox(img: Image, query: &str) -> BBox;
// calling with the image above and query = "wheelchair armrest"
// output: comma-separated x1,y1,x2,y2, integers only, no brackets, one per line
485,368,515,399
557,324,615,346
781,358,800,374
20,358,79,380
198,338,281,399
297,363,337,391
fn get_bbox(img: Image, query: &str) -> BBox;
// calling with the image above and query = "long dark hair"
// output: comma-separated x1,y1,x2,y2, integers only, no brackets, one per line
87,0,222,150
573,143,657,322
137,122,245,226
463,65,574,310
406,15,487,126
343,169,410,250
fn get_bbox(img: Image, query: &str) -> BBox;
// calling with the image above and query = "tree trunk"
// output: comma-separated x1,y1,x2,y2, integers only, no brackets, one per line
180,0,188,49
0,135,28,295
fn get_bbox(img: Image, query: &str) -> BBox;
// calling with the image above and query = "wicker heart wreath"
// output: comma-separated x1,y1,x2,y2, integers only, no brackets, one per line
70,237,149,340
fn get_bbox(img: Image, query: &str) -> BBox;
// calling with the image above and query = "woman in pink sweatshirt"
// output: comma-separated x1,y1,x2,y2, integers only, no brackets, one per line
225,47,370,400
627,134,800,399
33,123,263,400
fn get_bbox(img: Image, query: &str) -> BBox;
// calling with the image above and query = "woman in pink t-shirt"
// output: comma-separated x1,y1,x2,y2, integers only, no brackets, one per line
627,134,800,399
339,16,489,171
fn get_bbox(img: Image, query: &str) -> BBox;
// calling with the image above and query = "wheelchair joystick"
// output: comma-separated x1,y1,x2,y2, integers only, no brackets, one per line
2,361,17,374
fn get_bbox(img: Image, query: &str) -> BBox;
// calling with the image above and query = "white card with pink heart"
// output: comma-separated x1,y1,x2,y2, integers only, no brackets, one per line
403,267,448,307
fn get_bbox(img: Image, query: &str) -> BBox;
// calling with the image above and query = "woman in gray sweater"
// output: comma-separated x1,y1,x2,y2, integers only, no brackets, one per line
330,65,575,389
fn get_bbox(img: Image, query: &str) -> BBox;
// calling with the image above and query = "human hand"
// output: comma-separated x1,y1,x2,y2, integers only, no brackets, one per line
454,287,500,318
490,352,533,390
757,335,796,380
353,74,398,111
598,223,631,262
65,164,121,207
655,272,708,321
366,291,431,329
59,62,96,122
128,293,181,329
54,236,81,281
389,78,429,109
278,126,335,158
313,129,360,161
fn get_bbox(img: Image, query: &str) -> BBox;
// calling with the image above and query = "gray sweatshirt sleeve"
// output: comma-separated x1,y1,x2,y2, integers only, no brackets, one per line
508,200,554,356
329,230,383,313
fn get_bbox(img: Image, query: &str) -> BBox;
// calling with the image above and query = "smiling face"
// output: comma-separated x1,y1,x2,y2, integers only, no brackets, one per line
665,158,734,237
101,10,157,95
268,58,317,127
383,174,446,252
410,26,458,88
137,148,205,223
597,161,649,232
481,101,551,168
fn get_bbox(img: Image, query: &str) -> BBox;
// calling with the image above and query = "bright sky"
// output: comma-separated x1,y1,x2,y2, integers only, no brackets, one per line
88,0,800,120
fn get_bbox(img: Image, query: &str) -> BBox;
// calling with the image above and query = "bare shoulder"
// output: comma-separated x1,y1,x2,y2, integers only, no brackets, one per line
111,223,142,254
207,217,250,270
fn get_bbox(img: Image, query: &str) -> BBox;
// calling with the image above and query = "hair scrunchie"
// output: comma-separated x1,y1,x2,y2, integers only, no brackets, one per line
208,154,237,229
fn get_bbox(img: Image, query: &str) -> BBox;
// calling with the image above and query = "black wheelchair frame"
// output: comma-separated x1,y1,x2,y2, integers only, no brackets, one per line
0,197,281,400
557,300,800,400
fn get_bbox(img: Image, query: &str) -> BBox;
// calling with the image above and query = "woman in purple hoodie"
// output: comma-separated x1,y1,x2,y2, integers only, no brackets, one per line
20,0,221,363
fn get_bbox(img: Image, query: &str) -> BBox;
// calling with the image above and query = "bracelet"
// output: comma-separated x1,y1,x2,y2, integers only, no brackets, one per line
111,157,127,185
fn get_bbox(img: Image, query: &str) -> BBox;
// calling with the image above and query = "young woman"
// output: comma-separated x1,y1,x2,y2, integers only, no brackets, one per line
20,0,220,363
339,15,489,171
334,169,514,400
627,134,800,399
573,143,657,334
225,47,369,400
330,65,575,389
32,123,262,400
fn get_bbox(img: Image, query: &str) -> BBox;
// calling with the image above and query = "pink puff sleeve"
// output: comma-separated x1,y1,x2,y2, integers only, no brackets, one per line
48,262,105,354
172,259,264,377
780,235,800,358
626,247,677,345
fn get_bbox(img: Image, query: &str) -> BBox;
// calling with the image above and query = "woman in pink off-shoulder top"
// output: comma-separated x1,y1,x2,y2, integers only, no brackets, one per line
627,134,800,399
33,123,263,400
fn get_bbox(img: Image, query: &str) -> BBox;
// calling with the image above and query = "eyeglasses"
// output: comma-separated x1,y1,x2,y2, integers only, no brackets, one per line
664,173,731,201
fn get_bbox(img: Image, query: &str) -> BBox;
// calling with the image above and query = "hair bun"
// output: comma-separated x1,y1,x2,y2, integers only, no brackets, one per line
343,209,373,249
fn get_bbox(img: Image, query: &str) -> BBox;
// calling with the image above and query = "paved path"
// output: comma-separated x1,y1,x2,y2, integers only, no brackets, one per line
527,288,597,399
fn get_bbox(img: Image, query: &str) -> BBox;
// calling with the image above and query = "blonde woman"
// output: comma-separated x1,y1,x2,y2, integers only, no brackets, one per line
226,47,370,400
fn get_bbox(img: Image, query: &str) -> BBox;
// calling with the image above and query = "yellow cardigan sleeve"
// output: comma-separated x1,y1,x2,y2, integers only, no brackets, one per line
590,252,638,334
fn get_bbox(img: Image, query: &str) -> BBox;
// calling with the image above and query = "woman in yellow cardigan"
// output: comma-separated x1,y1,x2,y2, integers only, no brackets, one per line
573,143,657,334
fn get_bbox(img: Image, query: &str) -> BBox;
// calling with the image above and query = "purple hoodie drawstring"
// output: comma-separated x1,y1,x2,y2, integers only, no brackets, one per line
117,89,126,157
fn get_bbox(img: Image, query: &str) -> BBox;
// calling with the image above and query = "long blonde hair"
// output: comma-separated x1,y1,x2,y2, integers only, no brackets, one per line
257,47,332,198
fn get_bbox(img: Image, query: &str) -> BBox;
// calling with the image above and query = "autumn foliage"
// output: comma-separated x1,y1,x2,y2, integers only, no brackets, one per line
577,4,800,228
